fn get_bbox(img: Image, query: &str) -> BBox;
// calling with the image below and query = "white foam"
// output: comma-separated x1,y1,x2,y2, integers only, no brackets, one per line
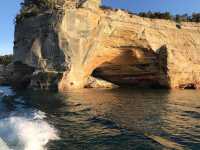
0,111,59,150
0,138,9,150
0,86,15,97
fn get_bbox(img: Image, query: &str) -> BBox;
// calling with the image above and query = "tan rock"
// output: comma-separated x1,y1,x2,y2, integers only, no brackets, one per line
13,0,200,91
85,76,119,89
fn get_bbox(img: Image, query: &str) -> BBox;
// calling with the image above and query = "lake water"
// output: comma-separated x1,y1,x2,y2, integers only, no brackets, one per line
0,86,199,150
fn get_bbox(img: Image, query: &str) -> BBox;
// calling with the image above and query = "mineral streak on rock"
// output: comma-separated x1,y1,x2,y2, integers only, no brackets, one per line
13,0,200,91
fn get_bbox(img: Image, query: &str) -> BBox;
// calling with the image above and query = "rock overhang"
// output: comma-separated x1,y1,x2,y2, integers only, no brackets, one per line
12,0,200,91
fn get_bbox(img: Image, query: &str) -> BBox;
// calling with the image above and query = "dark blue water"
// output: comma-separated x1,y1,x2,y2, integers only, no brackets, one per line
0,86,200,150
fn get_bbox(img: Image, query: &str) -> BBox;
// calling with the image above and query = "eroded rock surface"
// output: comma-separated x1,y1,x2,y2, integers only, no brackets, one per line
13,0,200,91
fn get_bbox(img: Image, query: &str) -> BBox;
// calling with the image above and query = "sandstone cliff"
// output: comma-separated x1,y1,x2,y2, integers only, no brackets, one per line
13,0,200,91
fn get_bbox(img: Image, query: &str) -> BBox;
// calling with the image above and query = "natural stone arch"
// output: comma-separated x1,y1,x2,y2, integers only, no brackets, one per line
13,0,200,91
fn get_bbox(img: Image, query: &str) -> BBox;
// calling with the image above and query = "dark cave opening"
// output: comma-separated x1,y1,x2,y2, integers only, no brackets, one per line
179,83,196,89
91,64,163,89
90,46,170,89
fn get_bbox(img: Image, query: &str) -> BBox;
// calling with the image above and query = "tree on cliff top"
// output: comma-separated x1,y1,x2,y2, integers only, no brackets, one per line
21,0,55,9
138,11,200,23
138,11,172,20
0,55,13,66
15,0,56,24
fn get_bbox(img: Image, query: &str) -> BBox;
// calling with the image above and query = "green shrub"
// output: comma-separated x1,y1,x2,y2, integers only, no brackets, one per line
0,55,13,66
137,11,200,23
100,5,200,23
15,0,56,24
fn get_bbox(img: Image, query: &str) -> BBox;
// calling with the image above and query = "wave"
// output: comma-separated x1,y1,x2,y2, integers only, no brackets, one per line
0,86,60,150
0,110,59,150
0,138,9,150
0,86,15,97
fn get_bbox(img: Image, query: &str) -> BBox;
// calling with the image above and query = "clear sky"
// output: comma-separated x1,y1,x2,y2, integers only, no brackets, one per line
1,0,200,55
0,0,22,55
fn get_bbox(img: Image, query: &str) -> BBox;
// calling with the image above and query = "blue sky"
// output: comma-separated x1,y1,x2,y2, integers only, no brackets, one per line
1,0,200,55
0,0,22,55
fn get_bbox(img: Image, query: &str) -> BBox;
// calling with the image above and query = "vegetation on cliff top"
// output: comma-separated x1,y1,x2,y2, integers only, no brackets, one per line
0,55,13,66
15,1,200,24
101,5,200,23
15,0,56,24
138,11,200,23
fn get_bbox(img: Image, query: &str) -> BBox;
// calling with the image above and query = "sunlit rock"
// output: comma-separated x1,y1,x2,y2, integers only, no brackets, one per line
13,0,200,91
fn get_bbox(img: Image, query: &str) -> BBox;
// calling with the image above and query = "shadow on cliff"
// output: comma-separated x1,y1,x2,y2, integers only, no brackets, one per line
11,44,171,90
91,45,171,89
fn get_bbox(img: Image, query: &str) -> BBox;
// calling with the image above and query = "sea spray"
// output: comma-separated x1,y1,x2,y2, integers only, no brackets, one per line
0,137,9,150
0,110,60,150
0,86,60,150
0,86,15,97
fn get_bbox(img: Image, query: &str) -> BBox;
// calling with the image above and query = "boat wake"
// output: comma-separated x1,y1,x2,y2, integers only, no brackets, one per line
0,86,59,150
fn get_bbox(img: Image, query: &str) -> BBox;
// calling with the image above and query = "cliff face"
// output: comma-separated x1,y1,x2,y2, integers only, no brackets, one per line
13,0,200,91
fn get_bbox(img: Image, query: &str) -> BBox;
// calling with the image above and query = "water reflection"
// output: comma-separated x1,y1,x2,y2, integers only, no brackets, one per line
63,89,169,133
14,88,200,150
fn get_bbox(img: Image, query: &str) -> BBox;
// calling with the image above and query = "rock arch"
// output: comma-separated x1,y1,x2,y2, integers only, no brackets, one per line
14,0,200,91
